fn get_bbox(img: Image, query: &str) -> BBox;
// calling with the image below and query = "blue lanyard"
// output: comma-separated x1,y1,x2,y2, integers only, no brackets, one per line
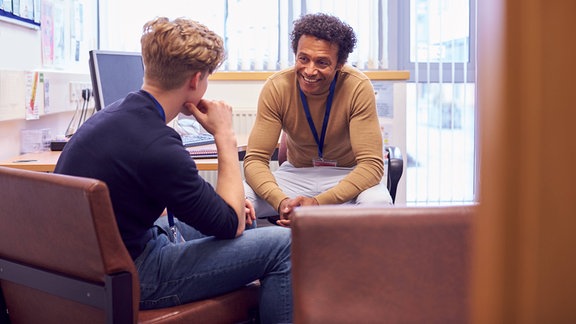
142,90,177,231
298,73,338,159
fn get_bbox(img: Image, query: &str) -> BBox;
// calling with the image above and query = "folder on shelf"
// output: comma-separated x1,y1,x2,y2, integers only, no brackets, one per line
187,147,218,159
186,146,249,160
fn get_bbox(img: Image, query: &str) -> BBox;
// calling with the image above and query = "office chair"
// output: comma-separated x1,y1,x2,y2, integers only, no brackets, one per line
0,166,259,323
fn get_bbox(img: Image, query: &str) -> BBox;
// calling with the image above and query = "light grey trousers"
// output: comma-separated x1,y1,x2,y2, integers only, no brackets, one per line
244,162,393,218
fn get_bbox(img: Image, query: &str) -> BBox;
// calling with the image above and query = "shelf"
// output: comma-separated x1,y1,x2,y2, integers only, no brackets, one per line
209,70,410,81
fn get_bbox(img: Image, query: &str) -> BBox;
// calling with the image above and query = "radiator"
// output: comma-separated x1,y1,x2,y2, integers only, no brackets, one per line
232,109,257,137
200,109,262,186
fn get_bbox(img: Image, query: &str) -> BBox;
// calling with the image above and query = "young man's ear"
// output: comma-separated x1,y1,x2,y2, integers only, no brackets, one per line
188,71,203,90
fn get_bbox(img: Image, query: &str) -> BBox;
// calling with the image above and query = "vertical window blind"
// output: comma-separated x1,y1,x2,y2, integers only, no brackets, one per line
401,0,477,204
98,0,387,71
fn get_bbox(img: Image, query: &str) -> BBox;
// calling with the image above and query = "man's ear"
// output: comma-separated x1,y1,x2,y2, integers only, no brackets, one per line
188,71,203,90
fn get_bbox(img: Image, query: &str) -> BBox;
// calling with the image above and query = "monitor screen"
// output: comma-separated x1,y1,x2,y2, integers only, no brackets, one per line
89,50,144,111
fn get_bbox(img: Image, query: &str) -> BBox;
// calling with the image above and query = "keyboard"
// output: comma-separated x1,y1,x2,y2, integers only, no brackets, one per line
182,133,215,147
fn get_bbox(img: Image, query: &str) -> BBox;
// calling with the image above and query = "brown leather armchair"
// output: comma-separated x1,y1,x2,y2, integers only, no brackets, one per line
291,204,476,324
0,166,259,323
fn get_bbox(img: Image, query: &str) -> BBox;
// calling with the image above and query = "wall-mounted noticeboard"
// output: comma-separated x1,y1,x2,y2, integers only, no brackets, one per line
0,0,41,29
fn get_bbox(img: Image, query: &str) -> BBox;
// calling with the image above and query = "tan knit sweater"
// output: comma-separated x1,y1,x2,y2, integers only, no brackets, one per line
244,65,384,211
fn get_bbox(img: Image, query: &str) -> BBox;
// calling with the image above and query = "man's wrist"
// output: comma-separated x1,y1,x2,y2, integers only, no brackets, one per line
277,197,289,213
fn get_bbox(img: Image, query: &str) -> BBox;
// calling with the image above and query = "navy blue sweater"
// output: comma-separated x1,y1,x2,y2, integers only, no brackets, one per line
55,91,238,259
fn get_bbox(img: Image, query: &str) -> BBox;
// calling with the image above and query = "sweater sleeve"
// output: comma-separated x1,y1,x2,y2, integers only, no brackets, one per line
314,78,384,205
243,78,288,212
141,134,239,239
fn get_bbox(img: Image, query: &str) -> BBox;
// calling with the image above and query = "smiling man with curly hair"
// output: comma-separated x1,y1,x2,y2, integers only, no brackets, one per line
244,13,393,227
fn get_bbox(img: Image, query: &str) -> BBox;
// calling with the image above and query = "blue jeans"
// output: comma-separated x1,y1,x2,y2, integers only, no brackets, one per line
134,217,293,324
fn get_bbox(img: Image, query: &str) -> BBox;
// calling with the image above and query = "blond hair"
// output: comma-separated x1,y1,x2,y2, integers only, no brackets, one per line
141,17,225,90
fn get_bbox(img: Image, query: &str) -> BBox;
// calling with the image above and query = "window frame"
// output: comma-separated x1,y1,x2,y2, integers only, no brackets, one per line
396,0,476,83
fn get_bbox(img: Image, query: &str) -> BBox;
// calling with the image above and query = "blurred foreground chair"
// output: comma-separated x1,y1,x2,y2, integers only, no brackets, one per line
291,204,476,323
0,166,259,324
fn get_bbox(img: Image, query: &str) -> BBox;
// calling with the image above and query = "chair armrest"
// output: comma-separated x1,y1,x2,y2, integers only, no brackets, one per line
385,146,404,203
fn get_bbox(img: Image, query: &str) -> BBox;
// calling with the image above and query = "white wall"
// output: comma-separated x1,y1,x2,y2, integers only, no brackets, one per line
0,22,41,70
205,80,263,110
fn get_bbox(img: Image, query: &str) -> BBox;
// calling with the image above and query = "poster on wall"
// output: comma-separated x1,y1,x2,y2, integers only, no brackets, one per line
39,0,96,70
41,0,54,66
372,80,394,119
52,0,66,68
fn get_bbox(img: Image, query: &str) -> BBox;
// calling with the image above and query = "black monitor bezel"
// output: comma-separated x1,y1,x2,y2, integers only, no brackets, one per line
88,50,144,111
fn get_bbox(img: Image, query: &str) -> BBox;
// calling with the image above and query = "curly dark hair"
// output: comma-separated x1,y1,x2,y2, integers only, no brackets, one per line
291,13,357,66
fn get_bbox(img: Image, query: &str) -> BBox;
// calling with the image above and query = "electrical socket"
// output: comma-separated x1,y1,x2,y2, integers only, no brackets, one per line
69,82,91,102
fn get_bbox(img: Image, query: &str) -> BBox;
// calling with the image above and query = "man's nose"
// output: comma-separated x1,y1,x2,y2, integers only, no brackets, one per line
304,63,318,76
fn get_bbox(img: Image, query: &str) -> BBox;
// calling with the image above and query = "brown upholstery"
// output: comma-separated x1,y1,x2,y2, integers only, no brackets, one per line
0,166,259,323
291,204,475,324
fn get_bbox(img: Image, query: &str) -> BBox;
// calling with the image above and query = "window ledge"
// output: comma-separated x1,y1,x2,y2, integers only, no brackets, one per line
209,70,410,81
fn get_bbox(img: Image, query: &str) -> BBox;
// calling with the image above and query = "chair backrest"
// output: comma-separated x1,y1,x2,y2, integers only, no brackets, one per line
291,204,476,323
0,166,138,323
385,145,403,203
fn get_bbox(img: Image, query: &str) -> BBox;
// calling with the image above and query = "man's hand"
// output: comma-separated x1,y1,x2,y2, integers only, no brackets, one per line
244,198,256,227
277,196,318,227
184,99,234,137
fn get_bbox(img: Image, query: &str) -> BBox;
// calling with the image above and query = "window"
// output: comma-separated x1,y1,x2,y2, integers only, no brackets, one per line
97,0,388,71
398,0,477,204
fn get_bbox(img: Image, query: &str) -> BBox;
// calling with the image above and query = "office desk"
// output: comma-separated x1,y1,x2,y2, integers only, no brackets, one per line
0,151,62,172
0,145,247,172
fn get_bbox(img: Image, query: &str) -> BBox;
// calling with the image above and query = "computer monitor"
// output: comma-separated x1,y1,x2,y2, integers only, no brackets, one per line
88,50,144,111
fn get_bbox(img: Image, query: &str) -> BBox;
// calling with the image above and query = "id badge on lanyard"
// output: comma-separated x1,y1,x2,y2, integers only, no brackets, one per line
168,210,185,243
313,158,337,167
300,73,339,168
